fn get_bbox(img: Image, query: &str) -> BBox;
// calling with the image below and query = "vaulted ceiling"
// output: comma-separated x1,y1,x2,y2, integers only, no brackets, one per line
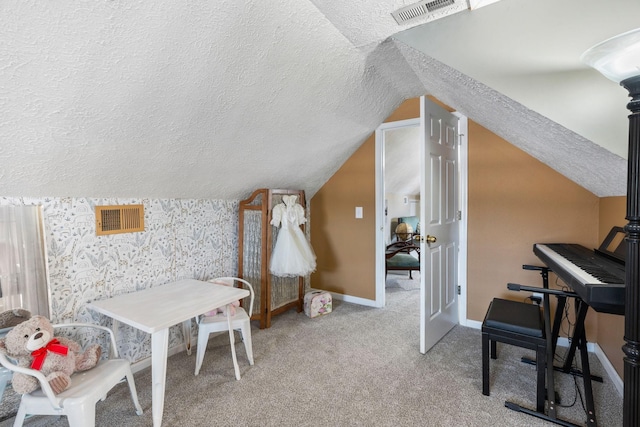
1,0,638,200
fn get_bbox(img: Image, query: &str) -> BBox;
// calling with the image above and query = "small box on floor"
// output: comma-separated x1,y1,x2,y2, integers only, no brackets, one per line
304,290,332,318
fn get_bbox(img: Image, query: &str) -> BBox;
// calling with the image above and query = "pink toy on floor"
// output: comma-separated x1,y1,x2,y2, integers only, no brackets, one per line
204,278,240,317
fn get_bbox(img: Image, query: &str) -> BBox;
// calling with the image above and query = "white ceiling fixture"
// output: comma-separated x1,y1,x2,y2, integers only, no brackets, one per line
391,0,467,25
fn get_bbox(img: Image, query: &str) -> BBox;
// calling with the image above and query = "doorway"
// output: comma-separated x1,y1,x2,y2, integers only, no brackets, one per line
374,109,468,327
378,119,421,302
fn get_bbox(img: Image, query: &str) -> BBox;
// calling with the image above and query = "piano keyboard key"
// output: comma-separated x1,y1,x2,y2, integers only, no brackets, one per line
544,244,624,284
535,244,603,284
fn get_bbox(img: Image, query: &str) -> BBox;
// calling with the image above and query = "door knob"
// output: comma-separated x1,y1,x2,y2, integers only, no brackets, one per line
426,235,437,244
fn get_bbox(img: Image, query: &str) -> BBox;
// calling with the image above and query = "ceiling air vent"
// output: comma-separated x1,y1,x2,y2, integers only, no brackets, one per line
392,0,457,24
95,204,145,236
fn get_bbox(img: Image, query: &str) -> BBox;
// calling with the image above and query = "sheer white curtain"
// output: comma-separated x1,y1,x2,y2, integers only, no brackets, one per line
0,205,50,317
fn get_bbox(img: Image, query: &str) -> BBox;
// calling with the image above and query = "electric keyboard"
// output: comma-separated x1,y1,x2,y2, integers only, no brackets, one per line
533,243,625,315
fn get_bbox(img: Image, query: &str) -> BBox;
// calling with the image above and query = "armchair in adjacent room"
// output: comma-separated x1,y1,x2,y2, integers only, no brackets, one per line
385,241,420,279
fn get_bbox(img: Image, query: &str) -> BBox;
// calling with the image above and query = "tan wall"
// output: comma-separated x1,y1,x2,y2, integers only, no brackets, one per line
312,96,599,330
597,196,626,378
312,95,626,379
309,138,376,298
467,123,600,328
310,98,419,299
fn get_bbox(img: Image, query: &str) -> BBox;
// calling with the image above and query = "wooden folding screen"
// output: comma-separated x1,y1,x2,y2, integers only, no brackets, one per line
238,188,306,329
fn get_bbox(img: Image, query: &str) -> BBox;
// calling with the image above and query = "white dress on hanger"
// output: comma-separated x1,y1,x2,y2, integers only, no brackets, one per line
269,195,316,277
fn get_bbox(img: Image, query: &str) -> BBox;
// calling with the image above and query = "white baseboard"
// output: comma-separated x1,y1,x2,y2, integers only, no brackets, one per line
329,291,378,307
594,343,623,397
464,319,482,329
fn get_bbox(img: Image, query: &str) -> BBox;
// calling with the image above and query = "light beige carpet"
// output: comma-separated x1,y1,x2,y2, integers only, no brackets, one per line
385,271,420,291
0,287,623,426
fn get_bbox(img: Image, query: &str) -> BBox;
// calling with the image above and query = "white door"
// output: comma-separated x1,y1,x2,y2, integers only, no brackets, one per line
420,96,459,354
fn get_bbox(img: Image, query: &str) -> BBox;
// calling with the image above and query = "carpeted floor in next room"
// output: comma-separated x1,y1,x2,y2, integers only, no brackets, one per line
0,275,623,426
385,270,421,291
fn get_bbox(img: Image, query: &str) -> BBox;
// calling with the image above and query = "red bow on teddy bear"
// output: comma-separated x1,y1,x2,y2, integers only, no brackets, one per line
30,339,69,370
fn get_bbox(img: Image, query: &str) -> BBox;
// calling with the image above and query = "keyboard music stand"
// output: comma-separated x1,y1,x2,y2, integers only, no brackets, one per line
594,226,627,266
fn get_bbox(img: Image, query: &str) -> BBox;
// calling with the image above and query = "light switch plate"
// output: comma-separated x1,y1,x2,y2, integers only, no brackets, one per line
355,206,363,219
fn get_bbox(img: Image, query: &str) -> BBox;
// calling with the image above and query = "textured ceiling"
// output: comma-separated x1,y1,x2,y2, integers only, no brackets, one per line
395,0,640,160
384,125,421,196
0,0,635,200
395,42,626,197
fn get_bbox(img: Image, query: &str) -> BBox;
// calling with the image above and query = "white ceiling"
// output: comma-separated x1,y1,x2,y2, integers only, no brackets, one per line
395,0,639,160
384,125,421,196
1,0,637,200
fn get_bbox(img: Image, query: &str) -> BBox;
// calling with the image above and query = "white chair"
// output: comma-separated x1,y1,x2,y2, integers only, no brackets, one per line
0,323,143,427
0,327,15,404
194,277,255,379
0,366,12,403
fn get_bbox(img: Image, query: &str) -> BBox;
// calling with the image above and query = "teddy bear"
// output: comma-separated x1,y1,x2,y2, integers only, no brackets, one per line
0,308,32,329
204,278,240,317
0,315,102,395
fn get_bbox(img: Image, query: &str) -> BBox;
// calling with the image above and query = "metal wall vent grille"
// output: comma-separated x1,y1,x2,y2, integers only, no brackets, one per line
392,0,456,24
95,204,145,236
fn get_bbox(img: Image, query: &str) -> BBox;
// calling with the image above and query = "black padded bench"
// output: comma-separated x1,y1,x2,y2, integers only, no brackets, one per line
481,298,546,412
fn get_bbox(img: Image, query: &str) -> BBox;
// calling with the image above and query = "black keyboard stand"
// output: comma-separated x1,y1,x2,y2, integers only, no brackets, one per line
520,265,604,382
505,265,599,427
521,299,604,383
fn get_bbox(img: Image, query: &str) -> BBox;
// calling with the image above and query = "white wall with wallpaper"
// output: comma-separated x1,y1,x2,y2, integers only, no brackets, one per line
0,196,238,364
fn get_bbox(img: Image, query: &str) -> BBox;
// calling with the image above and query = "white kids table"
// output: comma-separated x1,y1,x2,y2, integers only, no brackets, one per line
88,279,249,427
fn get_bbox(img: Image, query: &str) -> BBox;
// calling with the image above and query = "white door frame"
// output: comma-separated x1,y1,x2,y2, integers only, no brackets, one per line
453,112,469,326
375,115,468,327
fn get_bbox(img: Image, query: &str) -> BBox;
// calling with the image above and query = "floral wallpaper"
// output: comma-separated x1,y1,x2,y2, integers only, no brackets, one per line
1,196,238,363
